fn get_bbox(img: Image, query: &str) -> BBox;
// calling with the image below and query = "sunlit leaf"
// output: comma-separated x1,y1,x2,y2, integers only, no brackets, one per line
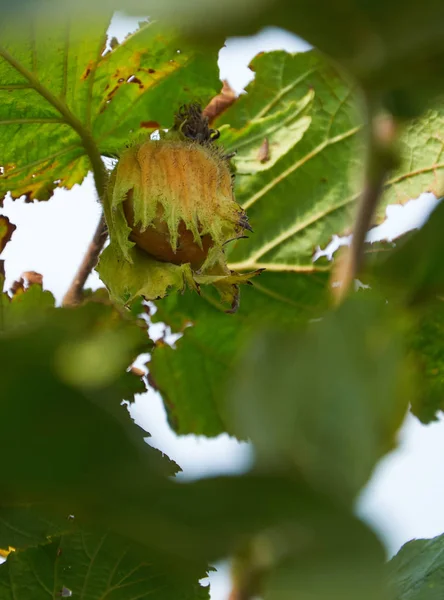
0,16,220,201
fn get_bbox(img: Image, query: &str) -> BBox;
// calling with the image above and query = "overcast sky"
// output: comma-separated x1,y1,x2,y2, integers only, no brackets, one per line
2,15,444,599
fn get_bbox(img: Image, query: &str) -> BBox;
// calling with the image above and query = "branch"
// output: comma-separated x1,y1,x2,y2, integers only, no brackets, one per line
62,213,108,306
333,107,398,303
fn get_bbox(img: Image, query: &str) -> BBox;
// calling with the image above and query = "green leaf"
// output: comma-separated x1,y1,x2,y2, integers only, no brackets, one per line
0,215,15,253
91,472,388,600
228,293,411,504
218,50,362,274
150,50,444,438
0,507,69,551
387,532,444,599
219,51,444,275
364,195,444,424
0,528,209,600
371,198,444,306
6,0,444,118
0,16,220,201
405,301,444,424
151,271,329,436
0,281,55,332
0,301,175,510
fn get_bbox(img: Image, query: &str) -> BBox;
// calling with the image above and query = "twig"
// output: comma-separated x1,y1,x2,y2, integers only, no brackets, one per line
62,214,108,306
334,105,398,303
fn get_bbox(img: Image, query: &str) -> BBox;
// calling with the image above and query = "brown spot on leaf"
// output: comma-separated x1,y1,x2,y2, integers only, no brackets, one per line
140,121,160,129
148,68,156,74
203,80,237,124
257,138,270,163
248,53,264,72
81,62,94,80
107,85,120,99
9,277,25,296
0,216,16,253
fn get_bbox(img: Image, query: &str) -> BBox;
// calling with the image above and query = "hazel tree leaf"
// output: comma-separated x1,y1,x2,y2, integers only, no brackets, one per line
387,532,444,600
0,216,15,253
0,281,55,332
408,302,444,424
365,197,444,423
217,50,362,275
84,471,388,600
151,272,329,436
150,50,444,438
0,301,176,513
0,507,69,552
218,51,444,275
0,528,210,600
0,16,220,201
6,0,444,118
228,293,411,504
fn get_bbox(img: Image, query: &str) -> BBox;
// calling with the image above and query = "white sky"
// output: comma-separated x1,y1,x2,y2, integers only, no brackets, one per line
2,15,444,600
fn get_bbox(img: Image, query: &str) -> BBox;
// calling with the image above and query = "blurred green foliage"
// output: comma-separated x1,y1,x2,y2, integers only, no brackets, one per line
2,3,444,598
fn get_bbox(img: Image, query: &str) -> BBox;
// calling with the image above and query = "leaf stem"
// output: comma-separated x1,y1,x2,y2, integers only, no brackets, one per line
334,102,398,302
62,213,108,306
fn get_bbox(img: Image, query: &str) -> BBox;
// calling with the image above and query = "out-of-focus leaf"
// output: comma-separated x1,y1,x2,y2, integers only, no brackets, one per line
151,271,329,436
405,301,444,424
0,16,220,201
365,197,444,423
87,472,388,600
0,507,69,551
257,0,444,118
371,199,444,306
387,532,444,599
0,527,210,600
6,0,444,117
0,0,265,39
0,302,175,511
228,293,411,504
0,282,55,331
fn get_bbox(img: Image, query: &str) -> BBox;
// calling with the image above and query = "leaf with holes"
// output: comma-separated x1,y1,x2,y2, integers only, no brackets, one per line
0,15,220,202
